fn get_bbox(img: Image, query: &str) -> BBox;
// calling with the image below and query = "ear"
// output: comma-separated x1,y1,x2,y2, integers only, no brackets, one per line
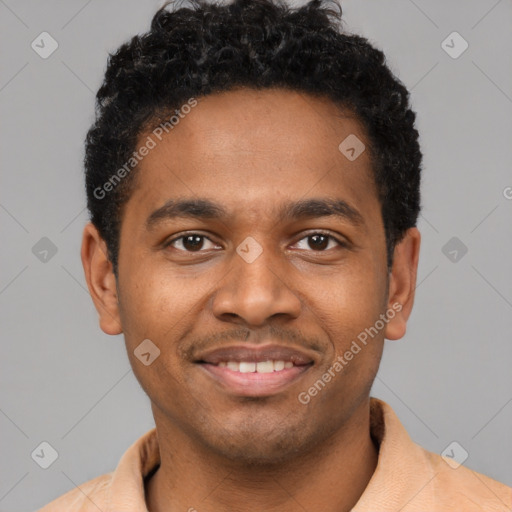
384,227,421,340
81,222,123,335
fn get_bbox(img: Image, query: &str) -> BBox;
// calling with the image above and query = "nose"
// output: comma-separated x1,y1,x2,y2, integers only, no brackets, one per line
211,243,302,327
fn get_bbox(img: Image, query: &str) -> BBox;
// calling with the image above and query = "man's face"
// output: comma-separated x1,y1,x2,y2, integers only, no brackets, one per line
113,88,393,463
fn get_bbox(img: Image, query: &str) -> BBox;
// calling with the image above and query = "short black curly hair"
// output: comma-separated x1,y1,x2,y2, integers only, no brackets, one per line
85,0,422,277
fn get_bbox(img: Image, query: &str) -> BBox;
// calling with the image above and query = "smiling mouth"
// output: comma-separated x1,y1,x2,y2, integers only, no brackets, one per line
197,361,313,397
195,344,315,396
216,360,296,372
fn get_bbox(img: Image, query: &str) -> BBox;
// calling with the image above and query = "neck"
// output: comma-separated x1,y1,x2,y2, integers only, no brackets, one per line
145,398,378,512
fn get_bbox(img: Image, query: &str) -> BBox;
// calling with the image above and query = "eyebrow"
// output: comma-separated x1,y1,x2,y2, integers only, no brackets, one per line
145,197,364,231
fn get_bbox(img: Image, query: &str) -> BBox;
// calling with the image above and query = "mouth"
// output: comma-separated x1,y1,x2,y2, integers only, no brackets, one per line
195,344,315,397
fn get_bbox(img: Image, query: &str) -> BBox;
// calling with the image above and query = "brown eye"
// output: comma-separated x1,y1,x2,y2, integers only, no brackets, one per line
165,234,218,252
294,233,344,251
307,234,329,250
181,235,205,251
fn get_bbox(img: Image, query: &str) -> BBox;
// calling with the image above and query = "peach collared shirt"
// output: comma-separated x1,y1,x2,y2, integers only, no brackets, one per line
38,398,512,511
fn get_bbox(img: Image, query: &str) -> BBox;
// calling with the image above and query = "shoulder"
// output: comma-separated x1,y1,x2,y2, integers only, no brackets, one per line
36,427,159,512
368,398,512,511
37,472,113,512
425,449,512,511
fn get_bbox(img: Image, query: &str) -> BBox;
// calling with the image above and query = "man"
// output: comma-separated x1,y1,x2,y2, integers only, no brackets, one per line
39,0,512,510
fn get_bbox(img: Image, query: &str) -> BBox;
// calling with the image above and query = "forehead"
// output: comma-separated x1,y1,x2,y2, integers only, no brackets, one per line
124,87,378,226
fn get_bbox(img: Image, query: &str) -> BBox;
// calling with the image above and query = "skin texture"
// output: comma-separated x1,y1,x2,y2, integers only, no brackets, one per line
81,88,421,512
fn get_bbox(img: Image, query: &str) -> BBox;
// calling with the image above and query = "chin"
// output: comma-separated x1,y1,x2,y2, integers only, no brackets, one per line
197,414,329,466
209,437,305,466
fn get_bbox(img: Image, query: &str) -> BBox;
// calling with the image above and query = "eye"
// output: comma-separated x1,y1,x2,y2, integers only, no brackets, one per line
164,233,220,252
293,232,346,251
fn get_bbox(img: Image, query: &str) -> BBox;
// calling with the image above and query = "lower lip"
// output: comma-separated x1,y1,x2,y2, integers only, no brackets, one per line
198,363,312,397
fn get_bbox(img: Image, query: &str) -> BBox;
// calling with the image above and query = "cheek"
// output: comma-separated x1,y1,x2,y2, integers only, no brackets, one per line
117,271,197,411
118,266,218,396
118,268,196,347
311,262,387,343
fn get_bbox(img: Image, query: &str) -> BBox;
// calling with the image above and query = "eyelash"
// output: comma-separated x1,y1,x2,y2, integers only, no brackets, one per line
163,231,347,253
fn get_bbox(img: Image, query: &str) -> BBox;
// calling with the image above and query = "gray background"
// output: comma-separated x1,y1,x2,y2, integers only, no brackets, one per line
1,0,511,510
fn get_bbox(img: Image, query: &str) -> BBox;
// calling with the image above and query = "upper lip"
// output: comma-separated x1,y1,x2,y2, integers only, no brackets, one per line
196,344,316,366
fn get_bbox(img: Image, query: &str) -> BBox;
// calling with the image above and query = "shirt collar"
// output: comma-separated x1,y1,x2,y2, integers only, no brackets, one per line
105,397,436,511
352,398,436,511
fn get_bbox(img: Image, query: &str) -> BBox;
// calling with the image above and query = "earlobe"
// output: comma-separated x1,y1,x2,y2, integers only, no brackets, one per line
81,222,123,335
384,227,421,341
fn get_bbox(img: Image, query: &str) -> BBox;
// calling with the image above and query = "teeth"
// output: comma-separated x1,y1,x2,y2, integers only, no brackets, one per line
217,360,294,373
239,362,256,373
256,360,274,373
273,360,285,371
